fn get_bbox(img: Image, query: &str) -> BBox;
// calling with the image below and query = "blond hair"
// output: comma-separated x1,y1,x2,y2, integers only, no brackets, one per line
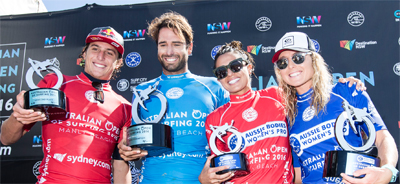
274,52,333,126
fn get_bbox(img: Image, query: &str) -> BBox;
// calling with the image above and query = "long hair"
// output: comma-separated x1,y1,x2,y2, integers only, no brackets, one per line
274,51,333,126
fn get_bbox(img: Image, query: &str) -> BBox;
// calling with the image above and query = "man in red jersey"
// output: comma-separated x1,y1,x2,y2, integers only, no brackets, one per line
1,26,132,184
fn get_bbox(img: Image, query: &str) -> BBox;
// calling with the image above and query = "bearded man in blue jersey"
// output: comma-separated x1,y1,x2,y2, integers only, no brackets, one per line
117,11,229,183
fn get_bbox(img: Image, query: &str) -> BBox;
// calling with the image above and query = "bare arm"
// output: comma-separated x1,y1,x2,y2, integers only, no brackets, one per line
294,167,302,184
341,130,398,184
0,91,45,145
112,159,131,184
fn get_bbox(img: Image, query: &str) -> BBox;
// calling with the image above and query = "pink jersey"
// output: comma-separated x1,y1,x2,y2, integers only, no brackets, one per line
25,72,132,184
206,87,294,184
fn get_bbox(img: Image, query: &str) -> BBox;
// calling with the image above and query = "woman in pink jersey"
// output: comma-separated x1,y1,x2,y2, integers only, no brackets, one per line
198,41,294,184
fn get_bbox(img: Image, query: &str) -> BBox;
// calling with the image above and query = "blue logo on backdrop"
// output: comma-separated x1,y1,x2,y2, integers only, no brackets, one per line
125,52,141,68
312,39,320,52
211,45,221,60
394,10,400,18
33,135,42,147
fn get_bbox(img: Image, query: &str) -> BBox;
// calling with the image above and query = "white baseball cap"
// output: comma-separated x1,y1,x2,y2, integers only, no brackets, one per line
272,32,316,63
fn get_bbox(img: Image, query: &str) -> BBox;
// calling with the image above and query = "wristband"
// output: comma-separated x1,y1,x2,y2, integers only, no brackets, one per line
381,164,398,182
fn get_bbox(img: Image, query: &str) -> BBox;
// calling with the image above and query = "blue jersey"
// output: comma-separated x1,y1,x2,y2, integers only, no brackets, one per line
132,71,229,183
289,83,386,184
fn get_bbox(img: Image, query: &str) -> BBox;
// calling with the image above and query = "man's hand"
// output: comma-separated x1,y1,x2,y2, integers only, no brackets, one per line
338,76,366,91
198,155,234,184
118,127,148,161
12,90,46,124
341,166,392,184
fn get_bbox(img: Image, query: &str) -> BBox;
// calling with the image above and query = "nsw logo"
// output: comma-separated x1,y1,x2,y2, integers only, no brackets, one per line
207,22,231,34
44,36,66,48
166,87,184,99
33,135,42,147
117,79,130,92
125,29,146,37
296,15,322,28
125,52,141,68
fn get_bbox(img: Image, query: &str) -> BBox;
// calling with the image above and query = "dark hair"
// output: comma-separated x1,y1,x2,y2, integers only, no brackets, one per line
77,43,123,80
214,40,256,74
147,11,193,45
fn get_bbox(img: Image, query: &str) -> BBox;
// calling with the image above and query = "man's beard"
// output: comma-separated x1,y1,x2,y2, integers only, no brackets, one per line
159,55,187,73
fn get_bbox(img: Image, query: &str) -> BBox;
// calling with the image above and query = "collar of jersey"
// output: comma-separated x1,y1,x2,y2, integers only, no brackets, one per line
160,71,193,80
78,72,111,90
229,89,254,103
297,87,313,102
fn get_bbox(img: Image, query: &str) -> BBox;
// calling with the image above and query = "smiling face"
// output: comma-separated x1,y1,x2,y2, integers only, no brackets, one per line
215,52,252,95
278,50,314,94
157,27,192,75
83,41,122,80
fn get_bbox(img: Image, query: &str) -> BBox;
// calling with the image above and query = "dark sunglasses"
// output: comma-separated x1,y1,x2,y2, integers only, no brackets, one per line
275,52,311,70
92,82,104,104
213,58,248,80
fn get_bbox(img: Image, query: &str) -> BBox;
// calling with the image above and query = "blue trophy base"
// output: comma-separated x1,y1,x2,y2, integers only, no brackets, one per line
323,150,380,178
127,123,173,157
211,152,249,176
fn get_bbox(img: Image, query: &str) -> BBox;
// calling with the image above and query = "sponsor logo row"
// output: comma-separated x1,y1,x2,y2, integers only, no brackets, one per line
41,10,400,49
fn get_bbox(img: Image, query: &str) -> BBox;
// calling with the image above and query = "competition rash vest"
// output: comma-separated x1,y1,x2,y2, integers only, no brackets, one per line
206,87,294,184
132,71,229,183
24,73,132,184
289,83,387,184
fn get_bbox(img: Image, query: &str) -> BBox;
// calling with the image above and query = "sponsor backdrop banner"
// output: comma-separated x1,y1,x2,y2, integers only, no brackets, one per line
0,1,399,183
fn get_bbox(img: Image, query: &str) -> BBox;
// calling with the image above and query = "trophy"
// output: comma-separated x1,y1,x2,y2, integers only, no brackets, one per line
209,120,249,176
127,81,173,157
323,100,380,178
24,58,67,120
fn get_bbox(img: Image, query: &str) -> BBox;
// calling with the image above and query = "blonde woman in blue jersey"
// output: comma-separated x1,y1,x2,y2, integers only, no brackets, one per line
272,32,398,184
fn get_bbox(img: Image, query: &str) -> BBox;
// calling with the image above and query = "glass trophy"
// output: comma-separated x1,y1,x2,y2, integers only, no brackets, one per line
323,100,380,178
24,58,67,120
127,81,173,157
209,120,249,176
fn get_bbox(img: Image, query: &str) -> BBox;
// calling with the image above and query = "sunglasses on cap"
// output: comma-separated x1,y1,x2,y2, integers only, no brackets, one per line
274,52,311,70
213,58,248,80
92,82,104,104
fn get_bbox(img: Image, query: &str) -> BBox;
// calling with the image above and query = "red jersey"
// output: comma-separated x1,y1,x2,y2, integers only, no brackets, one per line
25,72,132,184
206,87,294,184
